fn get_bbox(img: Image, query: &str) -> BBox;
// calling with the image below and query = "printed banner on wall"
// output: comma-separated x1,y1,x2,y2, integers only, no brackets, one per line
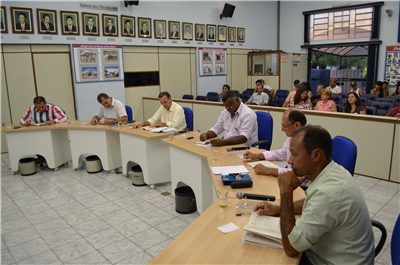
72,44,124,83
198,47,227,76
385,46,400,87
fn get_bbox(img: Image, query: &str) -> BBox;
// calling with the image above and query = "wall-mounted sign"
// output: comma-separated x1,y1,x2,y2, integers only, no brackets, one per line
79,3,118,12
384,46,400,87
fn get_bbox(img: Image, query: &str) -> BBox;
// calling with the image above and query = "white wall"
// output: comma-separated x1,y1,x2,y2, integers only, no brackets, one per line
280,1,399,82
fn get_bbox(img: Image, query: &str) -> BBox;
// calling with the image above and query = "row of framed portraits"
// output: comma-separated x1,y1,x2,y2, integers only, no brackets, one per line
0,6,245,42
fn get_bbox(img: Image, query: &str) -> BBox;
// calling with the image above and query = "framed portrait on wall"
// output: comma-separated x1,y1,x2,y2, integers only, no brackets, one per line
218,25,227,42
1,6,8,33
206,24,216,42
228,27,236,42
102,14,118,36
138,17,151,38
154,19,166,39
37,9,57,34
121,15,135,37
169,21,180,40
237,27,245,42
60,11,79,35
82,12,99,36
182,22,193,40
195,23,205,41
10,7,34,34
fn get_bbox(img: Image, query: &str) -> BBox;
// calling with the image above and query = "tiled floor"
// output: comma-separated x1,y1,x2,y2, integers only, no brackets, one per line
1,153,399,265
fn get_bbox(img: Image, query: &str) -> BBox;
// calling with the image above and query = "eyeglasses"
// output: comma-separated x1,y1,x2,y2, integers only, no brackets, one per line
282,122,295,129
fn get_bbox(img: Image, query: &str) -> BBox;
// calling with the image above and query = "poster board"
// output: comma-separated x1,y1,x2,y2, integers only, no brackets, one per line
385,46,400,87
198,47,227,76
72,44,124,83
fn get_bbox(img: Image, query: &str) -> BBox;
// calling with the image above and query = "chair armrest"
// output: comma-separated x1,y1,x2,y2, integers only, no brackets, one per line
251,140,271,151
371,219,387,257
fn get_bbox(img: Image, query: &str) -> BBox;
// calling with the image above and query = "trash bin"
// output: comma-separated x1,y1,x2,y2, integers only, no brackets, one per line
19,157,37,176
131,165,146,186
175,186,196,214
86,155,102,173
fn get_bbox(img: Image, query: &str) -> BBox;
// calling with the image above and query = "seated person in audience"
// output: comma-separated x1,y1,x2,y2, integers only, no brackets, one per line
348,81,363,96
287,87,312,110
314,89,337,112
199,90,258,146
261,79,274,97
302,82,313,99
393,82,400,96
292,80,300,91
343,92,366,114
326,78,342,95
382,81,390,98
311,84,323,107
218,84,230,102
134,91,187,129
253,125,374,264
91,93,127,125
20,96,67,126
386,106,400,117
370,81,385,97
245,83,269,106
243,109,307,180
283,83,303,108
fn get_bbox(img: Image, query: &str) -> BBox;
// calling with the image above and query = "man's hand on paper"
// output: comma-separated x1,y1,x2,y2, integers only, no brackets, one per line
254,202,279,216
209,138,224,146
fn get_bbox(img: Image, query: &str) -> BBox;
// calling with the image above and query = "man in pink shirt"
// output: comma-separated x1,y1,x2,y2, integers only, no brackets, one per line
243,109,307,178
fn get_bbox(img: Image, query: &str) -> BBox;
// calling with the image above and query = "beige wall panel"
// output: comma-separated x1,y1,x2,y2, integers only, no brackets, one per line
390,124,399,183
193,103,225,134
123,46,158,53
4,53,36,124
232,49,251,55
281,53,293,91
292,54,307,85
33,53,76,120
123,53,159,72
159,53,191,98
143,98,163,121
159,47,190,54
190,53,197,96
31,45,69,52
1,53,12,153
226,52,232,88
231,55,248,92
125,86,160,122
0,45,2,53
190,48,196,54
2,45,31,53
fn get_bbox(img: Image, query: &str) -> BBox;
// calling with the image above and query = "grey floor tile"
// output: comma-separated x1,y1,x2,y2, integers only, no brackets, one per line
122,184,151,194
1,217,32,235
8,238,50,262
135,188,164,201
89,182,119,194
38,188,68,201
355,179,376,190
125,200,159,217
17,249,62,265
372,213,397,232
376,204,400,220
53,201,86,217
66,251,111,265
112,195,143,209
111,177,133,188
85,227,125,249
129,227,170,250
146,195,175,208
2,226,40,248
1,248,16,265
52,238,96,263
61,183,90,195
357,176,381,184
28,182,60,195
387,193,400,208
63,209,98,226
89,201,122,217
43,227,83,249
138,208,175,227
52,178,81,189
102,188,132,201
69,188,99,201
117,251,153,265
7,189,37,202
377,245,392,264
113,218,151,238
78,194,110,208
25,209,60,226
13,194,44,208
160,203,182,217
100,209,135,227
98,238,142,264
154,182,172,193
2,182,32,195
364,190,394,205
18,201,52,216
145,238,173,258
365,200,386,216
72,217,111,237
45,194,77,208
1,208,25,223
1,201,19,214
34,217,71,237
370,181,400,196
155,217,190,238
178,211,201,224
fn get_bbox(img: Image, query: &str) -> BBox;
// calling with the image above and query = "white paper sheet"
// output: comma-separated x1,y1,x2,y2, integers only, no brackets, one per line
211,165,249,175
217,222,240,233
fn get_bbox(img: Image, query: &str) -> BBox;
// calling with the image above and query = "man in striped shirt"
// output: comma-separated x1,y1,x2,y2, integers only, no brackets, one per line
20,96,67,126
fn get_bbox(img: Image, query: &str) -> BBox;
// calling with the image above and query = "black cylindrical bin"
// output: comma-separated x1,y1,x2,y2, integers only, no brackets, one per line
175,186,196,214
86,155,103,173
131,165,146,186
19,157,37,176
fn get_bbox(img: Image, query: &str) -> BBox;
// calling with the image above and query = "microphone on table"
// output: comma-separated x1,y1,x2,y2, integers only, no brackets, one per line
227,146,250,152
174,129,190,135
236,191,275,201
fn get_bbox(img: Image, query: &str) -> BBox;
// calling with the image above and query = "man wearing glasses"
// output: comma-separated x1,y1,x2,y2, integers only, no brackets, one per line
243,109,307,181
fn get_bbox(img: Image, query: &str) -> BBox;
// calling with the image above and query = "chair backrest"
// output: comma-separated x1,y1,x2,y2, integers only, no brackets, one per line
208,96,219,102
365,106,377,115
376,98,396,108
336,104,342,113
359,97,368,106
182,94,194,100
273,90,290,107
370,102,393,116
238,93,250,102
182,107,193,130
341,98,347,106
332,136,357,175
361,94,378,106
125,105,133,122
206,92,219,98
246,88,255,92
385,95,400,106
391,214,400,265
339,93,348,100
255,112,273,150
231,90,239,96
195,95,207,101
243,90,254,95
330,95,342,106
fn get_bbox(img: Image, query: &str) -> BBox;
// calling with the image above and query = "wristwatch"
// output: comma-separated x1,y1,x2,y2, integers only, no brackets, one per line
114,119,117,124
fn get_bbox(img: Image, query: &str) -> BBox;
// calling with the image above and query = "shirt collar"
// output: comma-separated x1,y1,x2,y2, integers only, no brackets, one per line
111,98,115,107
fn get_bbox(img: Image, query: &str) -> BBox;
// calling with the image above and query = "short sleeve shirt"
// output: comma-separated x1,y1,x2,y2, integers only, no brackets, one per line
95,98,127,120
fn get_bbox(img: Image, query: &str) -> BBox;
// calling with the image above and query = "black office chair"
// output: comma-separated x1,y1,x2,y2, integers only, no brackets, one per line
372,219,387,257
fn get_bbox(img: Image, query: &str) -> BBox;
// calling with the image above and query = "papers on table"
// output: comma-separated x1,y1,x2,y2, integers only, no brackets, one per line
140,126,153,131
247,160,281,169
211,165,249,175
140,126,177,133
218,222,239,234
196,140,210,145
31,123,45,126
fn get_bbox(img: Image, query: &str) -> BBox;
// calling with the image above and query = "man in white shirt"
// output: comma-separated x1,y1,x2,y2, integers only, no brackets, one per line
133,91,187,129
91,93,128,125
261,79,274,97
245,83,269,106
326,78,342,95
200,90,258,146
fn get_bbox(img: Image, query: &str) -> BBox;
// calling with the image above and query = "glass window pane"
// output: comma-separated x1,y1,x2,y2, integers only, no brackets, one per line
314,13,328,19
356,26,372,32
355,32,371,38
334,16,349,22
356,7,373,14
314,35,328,41
334,34,350,40
334,22,349,28
314,30,328,36
334,28,349,34
252,55,264,75
356,20,372,26
315,24,328,30
315,18,328,24
356,13,372,20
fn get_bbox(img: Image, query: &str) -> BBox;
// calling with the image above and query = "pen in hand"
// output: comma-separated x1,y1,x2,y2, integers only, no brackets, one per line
198,129,207,140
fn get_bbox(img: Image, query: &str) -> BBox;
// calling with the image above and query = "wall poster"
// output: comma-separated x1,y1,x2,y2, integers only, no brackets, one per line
198,47,227,76
385,46,400,87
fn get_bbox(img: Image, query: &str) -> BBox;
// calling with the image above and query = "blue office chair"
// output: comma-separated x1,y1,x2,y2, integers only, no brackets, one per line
336,104,342,112
385,95,400,107
359,97,368,106
391,214,400,264
251,112,273,150
365,106,377,115
207,96,219,102
272,90,289,107
376,98,396,108
372,219,387,257
125,105,133,122
239,93,250,102
196,95,207,101
231,90,240,96
370,102,393,116
246,88,255,93
331,136,357,176
360,94,377,106
330,95,342,106
206,92,219,99
243,90,254,95
339,93,348,100
182,94,194,100
182,107,193,131
341,98,347,106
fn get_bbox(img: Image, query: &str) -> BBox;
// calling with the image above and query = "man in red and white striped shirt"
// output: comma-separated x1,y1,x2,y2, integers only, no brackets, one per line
20,96,67,126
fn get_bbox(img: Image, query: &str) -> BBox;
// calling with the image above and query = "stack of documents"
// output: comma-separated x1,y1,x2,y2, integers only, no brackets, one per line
247,160,281,169
141,126,176,133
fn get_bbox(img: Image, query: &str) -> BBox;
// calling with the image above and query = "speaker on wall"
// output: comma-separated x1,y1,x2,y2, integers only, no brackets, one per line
220,3,235,19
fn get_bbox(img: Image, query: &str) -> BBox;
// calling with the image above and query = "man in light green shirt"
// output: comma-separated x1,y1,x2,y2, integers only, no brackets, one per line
134,91,187,130
254,125,374,265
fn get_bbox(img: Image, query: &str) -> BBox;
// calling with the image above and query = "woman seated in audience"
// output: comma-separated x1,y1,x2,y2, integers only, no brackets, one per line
314,89,337,112
370,81,385,97
343,92,366,114
287,86,312,110
392,82,400,96
302,81,313,98
382,81,390,97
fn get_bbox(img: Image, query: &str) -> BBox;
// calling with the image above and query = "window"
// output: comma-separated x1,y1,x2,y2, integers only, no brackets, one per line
248,52,280,76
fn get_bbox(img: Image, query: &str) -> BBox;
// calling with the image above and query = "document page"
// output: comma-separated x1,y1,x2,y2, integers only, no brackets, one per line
247,160,281,169
211,165,249,175
244,212,282,241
